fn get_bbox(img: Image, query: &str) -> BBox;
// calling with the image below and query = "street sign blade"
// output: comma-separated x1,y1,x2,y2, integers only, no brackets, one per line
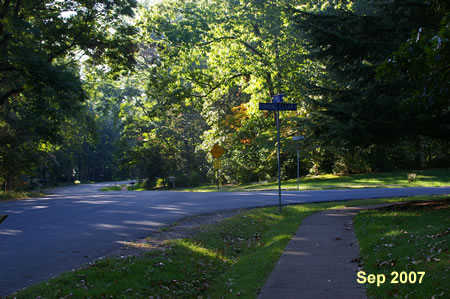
278,103,297,110
259,103,297,111
259,103,279,110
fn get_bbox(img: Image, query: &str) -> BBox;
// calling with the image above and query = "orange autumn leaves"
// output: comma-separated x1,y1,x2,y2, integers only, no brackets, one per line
221,104,252,144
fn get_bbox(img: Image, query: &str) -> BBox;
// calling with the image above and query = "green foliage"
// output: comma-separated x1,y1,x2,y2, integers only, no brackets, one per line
2,0,448,188
130,0,448,183
332,150,372,175
0,0,138,190
152,178,163,188
376,6,449,141
289,0,449,172
1,0,137,106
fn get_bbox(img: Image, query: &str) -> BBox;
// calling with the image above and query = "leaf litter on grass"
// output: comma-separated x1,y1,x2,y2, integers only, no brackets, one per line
355,197,449,299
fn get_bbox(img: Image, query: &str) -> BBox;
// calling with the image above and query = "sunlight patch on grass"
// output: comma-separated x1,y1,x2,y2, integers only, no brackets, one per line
171,240,233,264
264,234,291,247
117,241,154,249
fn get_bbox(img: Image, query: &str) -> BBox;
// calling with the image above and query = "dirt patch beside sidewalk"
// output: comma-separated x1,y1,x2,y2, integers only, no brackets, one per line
102,208,246,259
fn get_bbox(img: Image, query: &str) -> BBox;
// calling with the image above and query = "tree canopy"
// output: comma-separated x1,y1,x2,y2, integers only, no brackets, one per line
1,0,448,190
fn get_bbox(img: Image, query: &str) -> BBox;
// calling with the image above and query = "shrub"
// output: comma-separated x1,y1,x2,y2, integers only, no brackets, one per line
143,178,156,189
332,152,371,175
187,171,202,187
156,178,166,188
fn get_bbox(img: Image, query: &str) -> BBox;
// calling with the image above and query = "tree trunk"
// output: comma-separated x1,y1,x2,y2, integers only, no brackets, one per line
5,176,12,192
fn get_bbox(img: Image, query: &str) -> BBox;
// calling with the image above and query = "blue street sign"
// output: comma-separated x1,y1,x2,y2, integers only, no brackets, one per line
272,94,284,103
259,103,278,110
259,103,297,111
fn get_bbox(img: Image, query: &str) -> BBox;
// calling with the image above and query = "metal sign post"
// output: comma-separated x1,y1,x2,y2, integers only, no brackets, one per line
276,110,281,212
297,142,299,190
293,136,304,190
213,159,221,190
259,95,297,212
210,144,224,191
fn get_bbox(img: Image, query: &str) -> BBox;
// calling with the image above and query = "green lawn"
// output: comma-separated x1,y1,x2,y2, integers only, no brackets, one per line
100,186,122,191
180,168,450,192
354,198,449,298
13,194,448,298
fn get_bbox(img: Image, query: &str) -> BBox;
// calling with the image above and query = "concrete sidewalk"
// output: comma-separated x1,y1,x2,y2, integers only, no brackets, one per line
258,204,391,299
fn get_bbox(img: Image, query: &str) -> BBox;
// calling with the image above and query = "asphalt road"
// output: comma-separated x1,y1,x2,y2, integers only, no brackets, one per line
1,182,449,295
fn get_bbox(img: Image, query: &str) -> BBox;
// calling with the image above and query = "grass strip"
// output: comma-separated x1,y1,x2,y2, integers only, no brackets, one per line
354,196,449,298
180,168,450,192
100,185,145,191
100,186,122,191
0,191,45,201
127,185,145,191
13,195,448,298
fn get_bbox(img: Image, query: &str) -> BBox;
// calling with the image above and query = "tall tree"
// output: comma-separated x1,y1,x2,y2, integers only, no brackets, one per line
289,0,449,171
136,0,312,183
1,0,137,106
0,0,138,189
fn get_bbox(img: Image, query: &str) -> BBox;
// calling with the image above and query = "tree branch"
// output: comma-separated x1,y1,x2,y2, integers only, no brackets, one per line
196,36,236,47
0,64,20,72
47,11,94,63
194,73,247,98
197,36,264,57
239,40,264,57
1,87,23,106
29,0,47,11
